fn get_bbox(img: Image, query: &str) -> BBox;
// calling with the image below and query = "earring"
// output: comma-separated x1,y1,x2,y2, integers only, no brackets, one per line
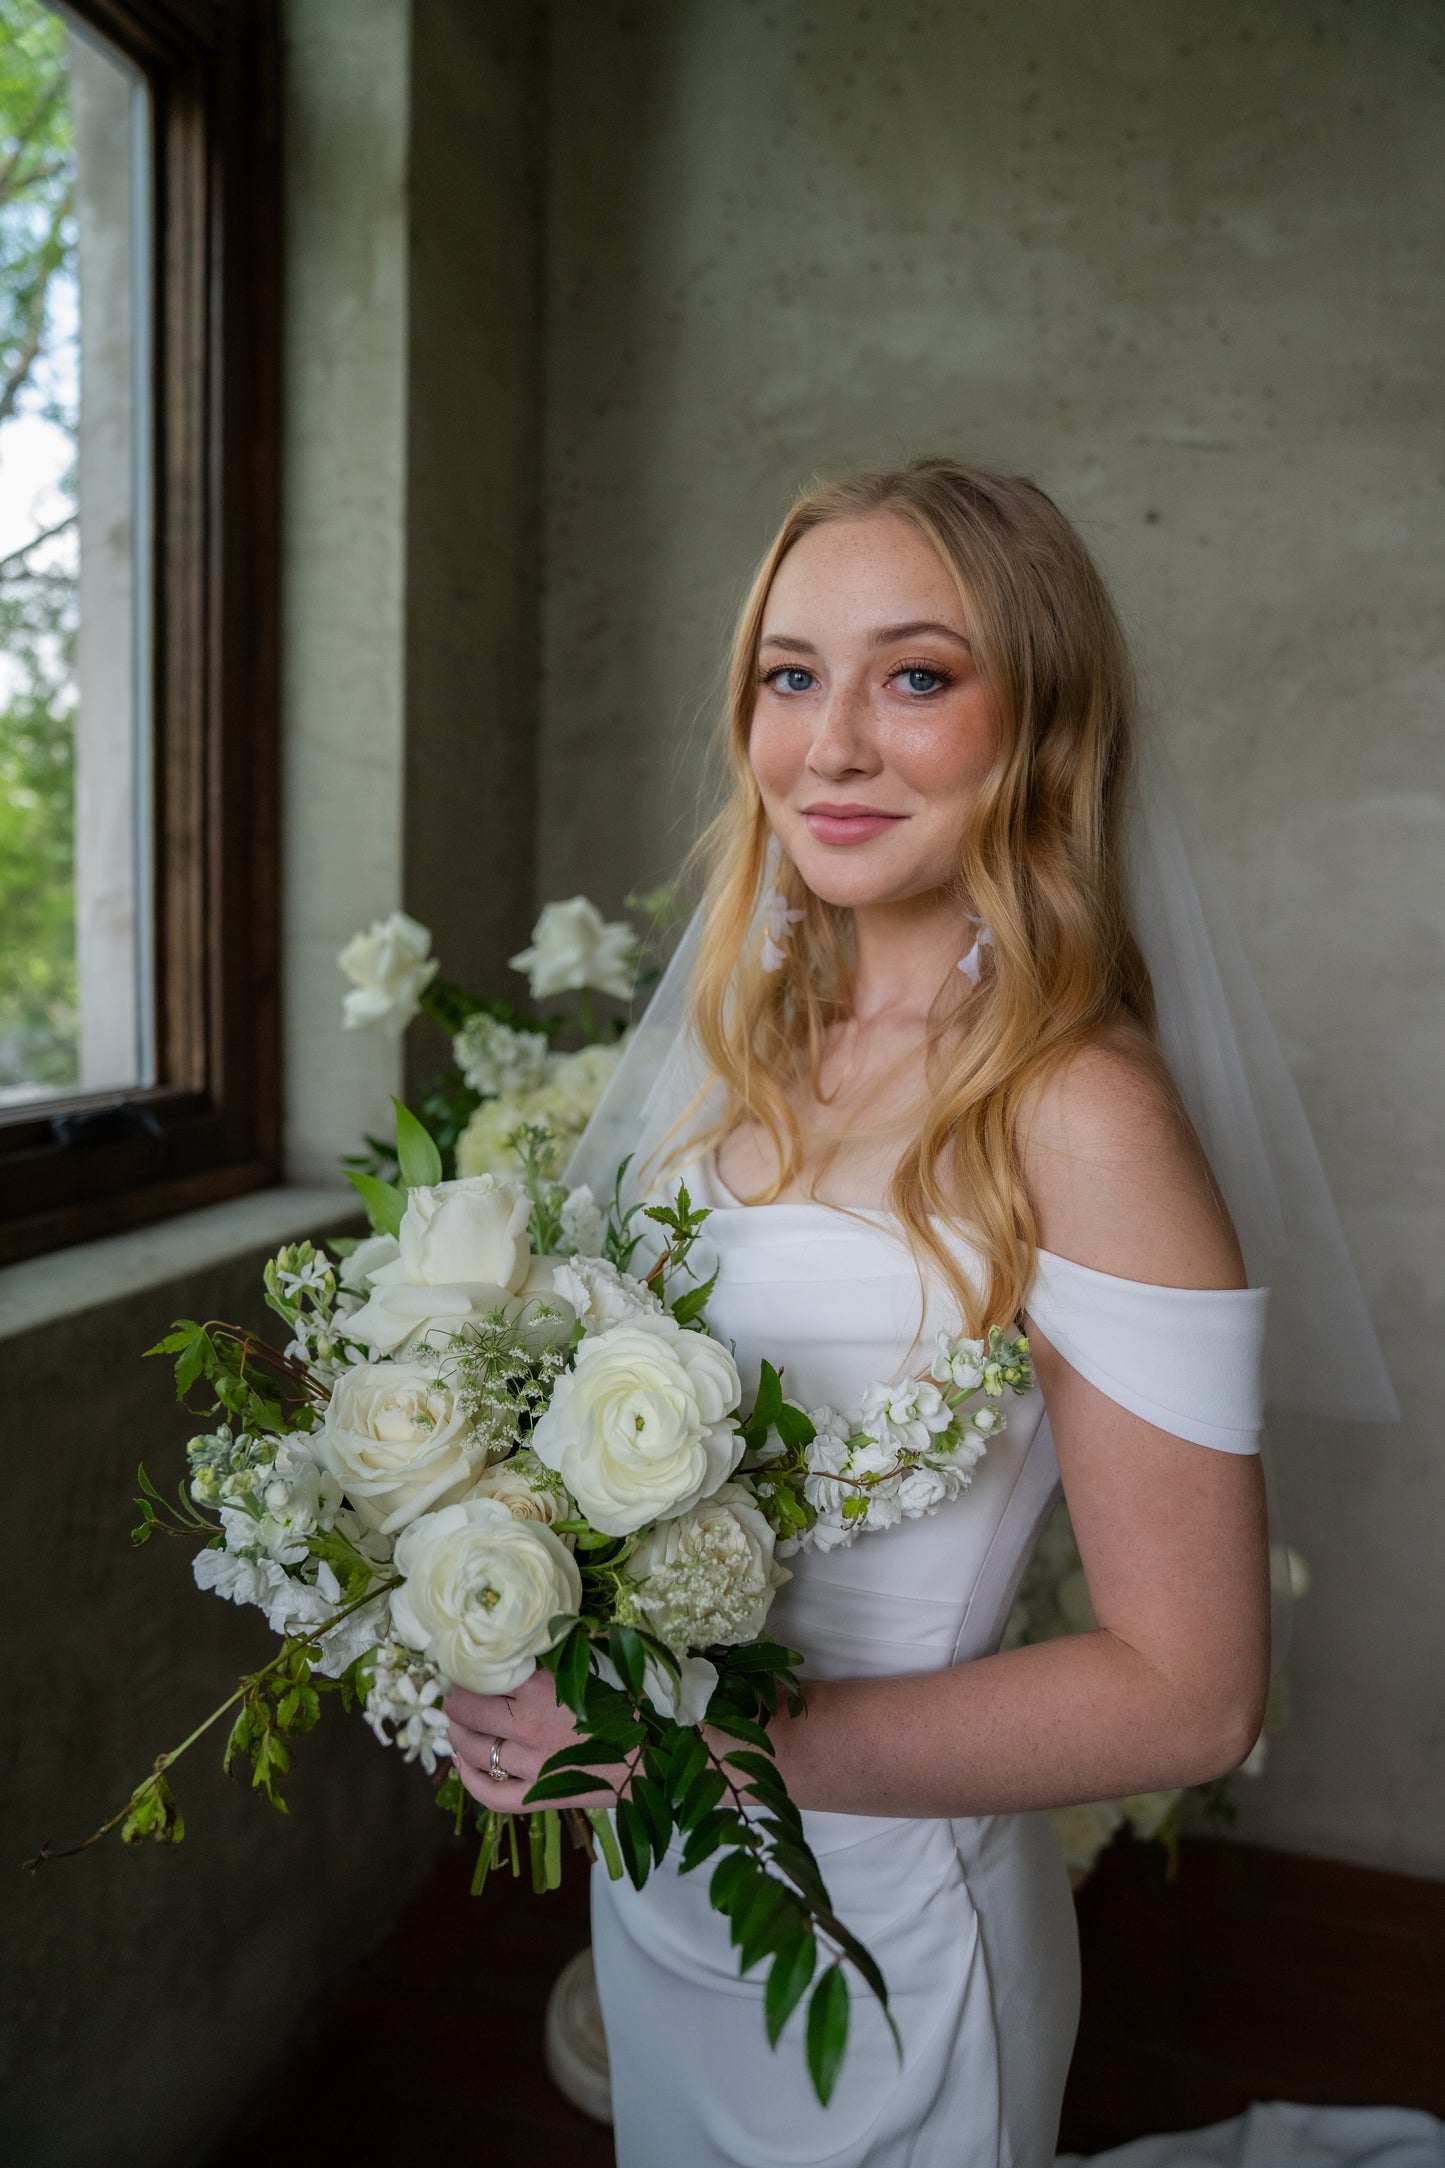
957,916,993,986
760,869,804,974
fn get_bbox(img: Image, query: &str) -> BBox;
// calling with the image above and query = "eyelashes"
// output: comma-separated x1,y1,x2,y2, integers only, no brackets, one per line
758,661,957,695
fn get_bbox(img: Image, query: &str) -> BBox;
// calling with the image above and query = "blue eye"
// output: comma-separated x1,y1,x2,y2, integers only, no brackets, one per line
764,666,816,694
900,666,948,694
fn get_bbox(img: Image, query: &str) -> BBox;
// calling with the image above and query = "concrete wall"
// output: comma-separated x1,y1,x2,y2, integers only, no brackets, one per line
538,0,1445,1876
2,1205,442,2168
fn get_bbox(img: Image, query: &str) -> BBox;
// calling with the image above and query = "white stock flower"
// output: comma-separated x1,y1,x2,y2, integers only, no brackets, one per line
390,1498,581,1694
452,1013,551,1098
858,1376,953,1455
895,1463,950,1516
466,1450,570,1527
557,1185,607,1258
193,1544,289,1612
550,1253,662,1334
931,1332,988,1392
337,911,438,1037
509,896,639,1002
345,1174,562,1355
530,1313,743,1538
627,1482,790,1655
364,1642,453,1774
318,1361,485,1536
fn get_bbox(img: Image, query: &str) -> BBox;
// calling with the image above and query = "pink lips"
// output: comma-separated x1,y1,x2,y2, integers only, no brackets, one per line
801,803,906,846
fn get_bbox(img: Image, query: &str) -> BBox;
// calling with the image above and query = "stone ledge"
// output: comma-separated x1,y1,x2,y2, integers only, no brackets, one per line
0,1185,361,1342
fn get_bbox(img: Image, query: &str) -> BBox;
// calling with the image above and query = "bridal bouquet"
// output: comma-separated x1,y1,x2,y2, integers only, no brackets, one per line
35,1097,1034,2106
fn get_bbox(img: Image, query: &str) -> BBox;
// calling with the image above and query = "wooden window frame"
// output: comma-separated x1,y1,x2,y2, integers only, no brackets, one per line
0,0,282,1266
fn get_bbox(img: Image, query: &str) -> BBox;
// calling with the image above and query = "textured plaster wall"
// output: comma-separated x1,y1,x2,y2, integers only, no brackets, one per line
282,0,411,1179
540,0,1445,1875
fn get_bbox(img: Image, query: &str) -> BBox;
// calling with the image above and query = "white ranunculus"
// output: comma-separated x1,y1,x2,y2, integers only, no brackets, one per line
530,1313,743,1538
390,1498,581,1694
628,1482,790,1654
509,896,639,1002
550,1253,662,1334
466,1450,571,1527
318,1360,484,1535
345,1174,568,1355
337,911,438,1037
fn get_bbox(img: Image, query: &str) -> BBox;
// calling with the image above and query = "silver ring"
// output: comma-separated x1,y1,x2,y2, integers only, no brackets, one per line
489,1736,510,1783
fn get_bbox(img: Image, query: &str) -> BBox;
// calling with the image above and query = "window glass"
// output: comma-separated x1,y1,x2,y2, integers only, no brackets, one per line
0,0,152,1106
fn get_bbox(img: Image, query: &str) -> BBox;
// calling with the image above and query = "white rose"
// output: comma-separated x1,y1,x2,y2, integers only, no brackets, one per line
509,896,639,1002
390,1498,581,1694
346,1174,567,1354
319,1360,484,1535
337,1232,400,1297
337,911,438,1037
550,1253,662,1334
628,1482,790,1653
530,1314,743,1537
466,1451,570,1527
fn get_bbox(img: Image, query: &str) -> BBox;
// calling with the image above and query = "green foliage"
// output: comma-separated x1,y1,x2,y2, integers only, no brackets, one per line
346,1168,405,1239
524,1618,895,2106
0,2,77,1089
393,1094,443,1188
119,1771,184,1848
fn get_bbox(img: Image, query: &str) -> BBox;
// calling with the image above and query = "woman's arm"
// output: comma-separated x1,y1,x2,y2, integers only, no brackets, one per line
762,1032,1272,1818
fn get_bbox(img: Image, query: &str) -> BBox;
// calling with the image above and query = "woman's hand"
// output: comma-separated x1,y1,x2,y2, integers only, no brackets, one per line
444,1668,620,1814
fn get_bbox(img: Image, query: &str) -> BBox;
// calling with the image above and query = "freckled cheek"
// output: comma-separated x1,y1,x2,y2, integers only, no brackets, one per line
878,709,998,799
746,712,802,800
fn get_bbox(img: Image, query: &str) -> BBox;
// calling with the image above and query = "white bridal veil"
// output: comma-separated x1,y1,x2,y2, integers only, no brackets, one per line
566,731,1400,1432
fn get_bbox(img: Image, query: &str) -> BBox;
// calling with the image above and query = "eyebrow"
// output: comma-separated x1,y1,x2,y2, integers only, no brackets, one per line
759,619,973,653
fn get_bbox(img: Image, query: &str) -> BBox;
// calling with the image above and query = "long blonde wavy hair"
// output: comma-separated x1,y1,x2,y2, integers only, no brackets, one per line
682,457,1160,1336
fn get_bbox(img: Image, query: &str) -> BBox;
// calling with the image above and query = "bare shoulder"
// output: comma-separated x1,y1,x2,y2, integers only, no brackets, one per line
1016,1016,1246,1289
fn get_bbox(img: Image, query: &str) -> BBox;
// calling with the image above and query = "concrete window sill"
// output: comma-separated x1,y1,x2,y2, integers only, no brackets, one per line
0,1185,362,1342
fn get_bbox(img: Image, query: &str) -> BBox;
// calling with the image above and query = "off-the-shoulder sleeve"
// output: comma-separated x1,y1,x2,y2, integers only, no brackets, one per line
1023,1248,1269,1454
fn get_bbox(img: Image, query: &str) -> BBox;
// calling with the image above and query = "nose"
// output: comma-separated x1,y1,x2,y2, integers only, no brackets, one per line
805,678,881,782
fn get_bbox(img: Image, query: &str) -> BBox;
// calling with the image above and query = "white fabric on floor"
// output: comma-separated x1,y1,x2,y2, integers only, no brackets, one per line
1057,2103,1445,2168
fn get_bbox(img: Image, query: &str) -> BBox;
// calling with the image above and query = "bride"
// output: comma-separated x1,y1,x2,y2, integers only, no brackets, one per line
443,460,1284,2164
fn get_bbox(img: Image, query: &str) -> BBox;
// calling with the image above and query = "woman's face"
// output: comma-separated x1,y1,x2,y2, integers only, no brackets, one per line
749,512,1001,913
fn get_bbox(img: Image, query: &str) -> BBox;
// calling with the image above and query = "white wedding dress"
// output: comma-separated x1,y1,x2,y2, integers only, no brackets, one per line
590,1152,1269,2168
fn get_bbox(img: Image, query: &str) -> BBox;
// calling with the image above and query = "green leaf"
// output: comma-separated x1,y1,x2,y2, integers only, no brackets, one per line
521,1770,600,1807
346,1168,406,1239
392,1096,443,1189
664,1729,708,1806
538,1737,629,1776
679,1808,736,1873
608,1624,647,1703
670,1264,719,1327
706,1709,772,1750
631,1774,673,1864
709,1848,757,1916
614,1797,653,1889
764,1924,816,2046
749,1361,784,1437
555,1629,595,1721
677,1766,727,1830
773,1399,817,1449
806,1965,850,2106
735,1875,794,1970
